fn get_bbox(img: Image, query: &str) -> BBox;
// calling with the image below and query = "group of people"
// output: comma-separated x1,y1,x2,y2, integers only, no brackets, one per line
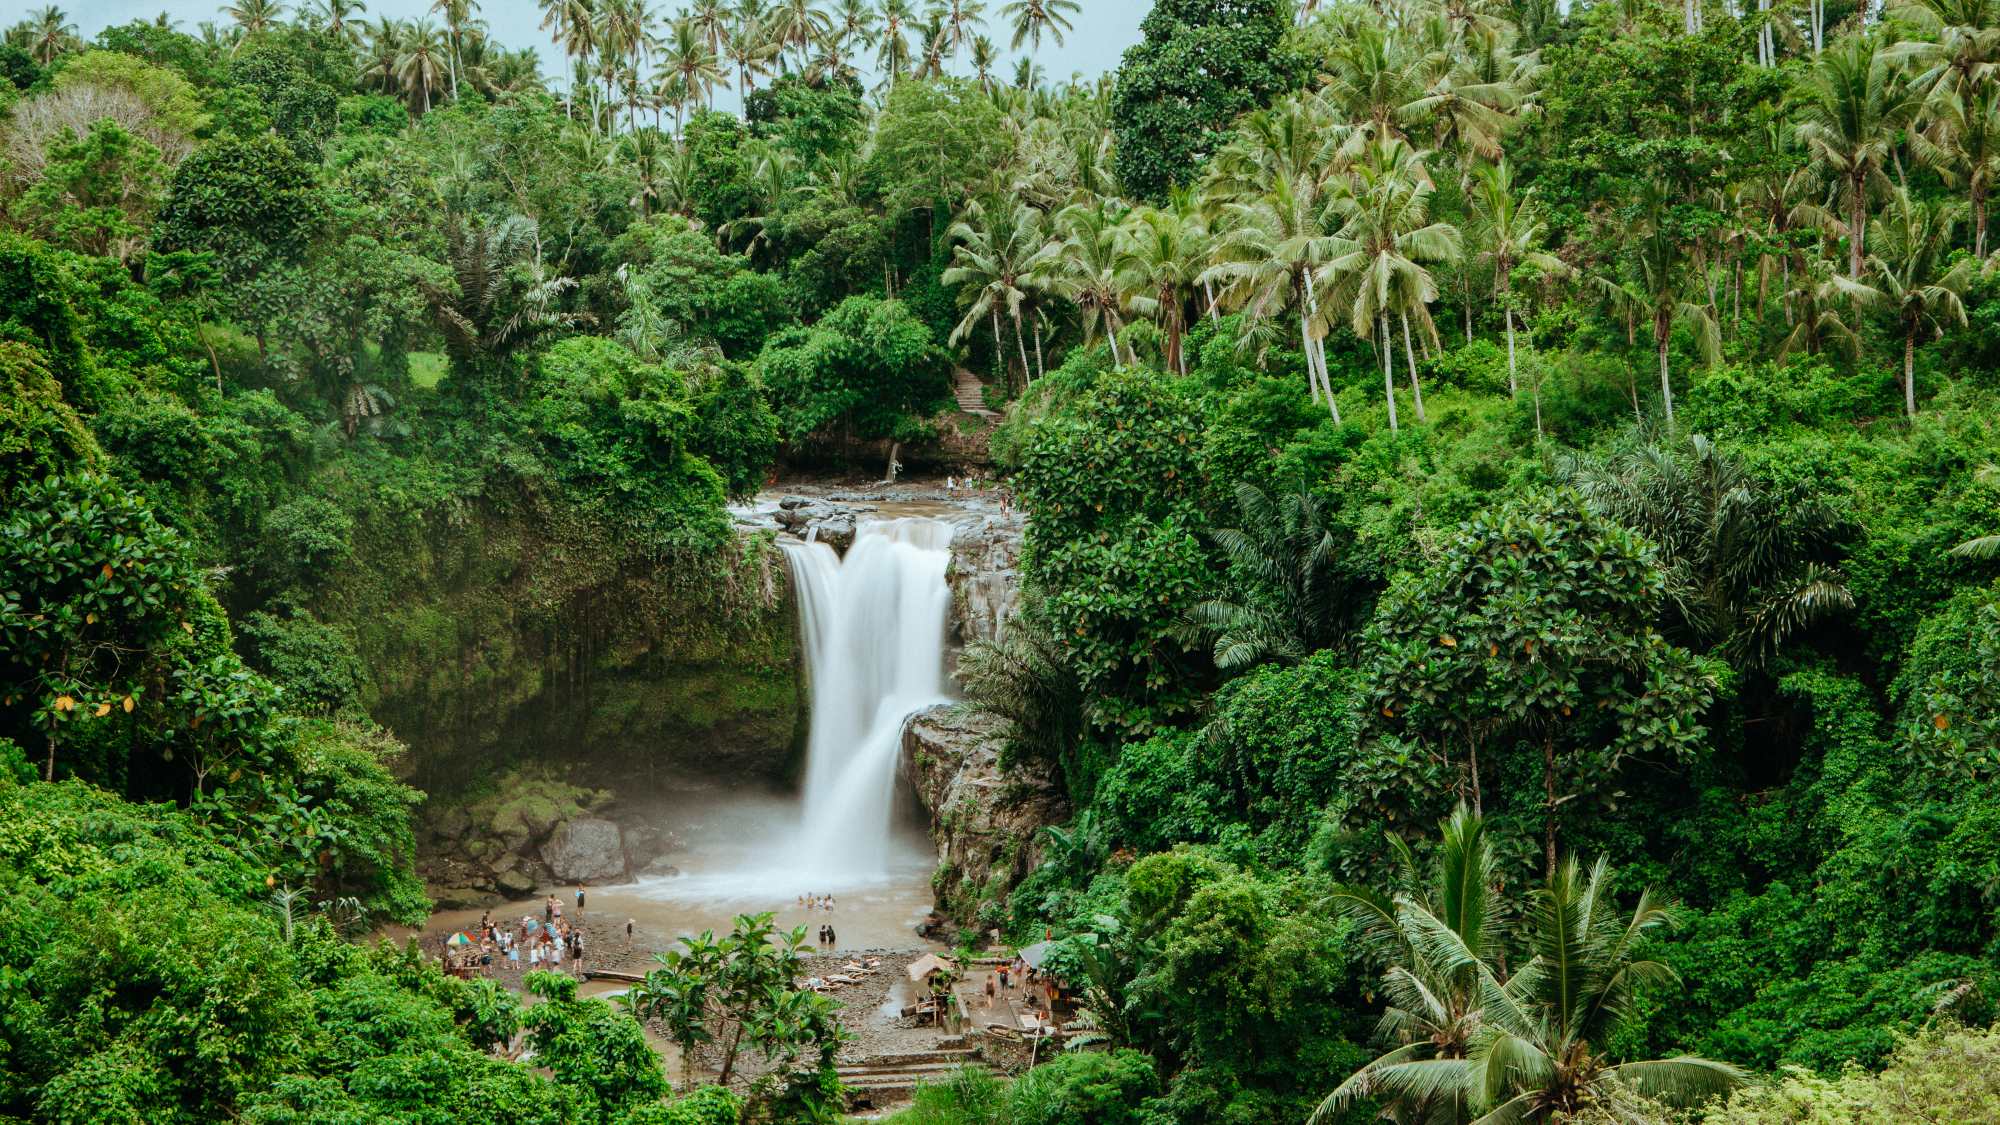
942,474,1013,513
981,954,1054,1022
798,892,839,948
444,887,594,980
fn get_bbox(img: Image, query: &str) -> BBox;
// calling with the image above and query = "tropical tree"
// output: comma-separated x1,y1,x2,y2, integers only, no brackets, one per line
1001,0,1078,53
1592,200,1719,424
969,33,999,90
663,16,722,117
1324,140,1461,427
1468,159,1564,398
1566,435,1854,666
1183,482,1363,671
309,0,367,44
1117,203,1203,375
224,0,287,38
939,0,986,57
1313,803,1506,1125
420,213,589,377
724,12,779,97
1862,189,1980,417
1050,198,1134,365
1207,169,1348,422
943,197,1059,392
17,6,78,64
1794,35,1923,276
1913,83,2000,256
876,0,914,83
396,20,450,113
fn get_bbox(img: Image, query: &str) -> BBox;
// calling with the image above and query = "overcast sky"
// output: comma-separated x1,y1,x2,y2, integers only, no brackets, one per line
72,0,1149,110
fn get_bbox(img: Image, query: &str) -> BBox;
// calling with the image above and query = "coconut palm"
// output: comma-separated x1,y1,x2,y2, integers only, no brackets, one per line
1207,169,1349,422
1567,435,1854,665
18,6,78,65
968,33,999,90
1469,159,1564,399
724,13,779,97
1184,482,1363,671
1862,190,1980,418
1000,0,1077,53
1913,83,2000,255
875,0,913,82
1591,193,1719,425
938,0,985,57
1950,464,2000,558
914,9,949,78
1117,203,1203,376
662,16,722,118
1312,803,1506,1125
540,0,598,115
771,0,829,70
1775,257,1871,362
361,17,404,94
1050,199,1134,365
432,0,484,99
1795,36,1923,276
397,21,450,113
309,0,366,44
689,0,731,55
1324,140,1461,427
942,197,1060,393
223,0,286,38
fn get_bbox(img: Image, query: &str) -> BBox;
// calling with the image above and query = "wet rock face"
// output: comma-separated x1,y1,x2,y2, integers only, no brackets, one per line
774,497,859,553
900,704,1067,925
541,816,628,883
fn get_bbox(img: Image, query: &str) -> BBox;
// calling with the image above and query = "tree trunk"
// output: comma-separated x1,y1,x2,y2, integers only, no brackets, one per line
883,440,901,483
1380,312,1399,431
1543,733,1558,877
1504,307,1519,398
1013,311,1031,395
1849,174,1866,277
719,1022,745,1085
1904,329,1918,418
1299,309,1323,407
1204,278,1219,322
1315,335,1341,423
1976,181,1989,258
991,309,1004,385
1032,318,1044,381
44,732,55,782
1401,310,1426,424
1656,316,1675,424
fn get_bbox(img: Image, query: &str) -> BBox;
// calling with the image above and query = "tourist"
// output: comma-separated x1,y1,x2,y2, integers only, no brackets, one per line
826,925,837,947
984,975,996,1006
571,931,585,975
626,918,635,945
529,942,542,969
576,884,586,914
544,897,554,924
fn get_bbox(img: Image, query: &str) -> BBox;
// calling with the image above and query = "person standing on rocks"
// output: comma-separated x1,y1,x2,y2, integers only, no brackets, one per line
576,884,586,915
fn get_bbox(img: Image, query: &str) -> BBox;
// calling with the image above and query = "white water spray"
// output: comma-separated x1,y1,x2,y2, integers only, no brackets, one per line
781,517,954,881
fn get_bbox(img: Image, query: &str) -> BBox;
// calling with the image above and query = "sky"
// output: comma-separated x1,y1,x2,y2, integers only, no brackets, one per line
70,0,1150,111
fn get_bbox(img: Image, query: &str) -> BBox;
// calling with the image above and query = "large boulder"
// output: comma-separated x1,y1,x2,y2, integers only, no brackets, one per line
946,510,1024,651
775,497,860,553
541,816,629,883
901,704,1067,923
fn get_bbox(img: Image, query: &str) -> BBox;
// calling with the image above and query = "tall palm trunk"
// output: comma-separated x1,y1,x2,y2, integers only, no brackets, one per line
1655,311,1675,425
1903,328,1918,418
1849,172,1866,276
1504,306,1519,398
1401,311,1426,424
1203,278,1219,322
1380,311,1399,431
1012,309,1031,393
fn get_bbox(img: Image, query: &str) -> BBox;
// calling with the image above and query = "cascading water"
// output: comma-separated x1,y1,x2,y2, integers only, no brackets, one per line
781,517,954,881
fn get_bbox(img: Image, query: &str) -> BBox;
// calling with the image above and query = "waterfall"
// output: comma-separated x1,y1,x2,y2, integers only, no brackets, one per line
781,517,954,880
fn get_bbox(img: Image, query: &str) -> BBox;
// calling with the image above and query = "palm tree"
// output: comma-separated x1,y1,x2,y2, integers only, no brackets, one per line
663,16,722,118
1324,140,1462,427
1863,190,1980,418
914,10,949,78
1913,83,2000,256
1473,858,1747,1120
1207,170,1349,422
309,0,366,45
1050,199,1135,365
432,0,484,99
724,13,779,98
397,20,450,113
223,0,286,38
1000,0,1077,53
421,213,590,375
1775,258,1870,362
1795,36,1922,276
968,33,999,90
689,0,731,56
19,6,78,65
875,0,913,83
1591,194,1719,425
361,17,405,94
540,0,598,116
1117,204,1203,376
942,198,1059,393
1567,435,1853,665
1469,159,1565,400
771,0,829,71
1313,804,1506,1125
1184,483,1361,671
1950,464,2000,559
939,0,985,57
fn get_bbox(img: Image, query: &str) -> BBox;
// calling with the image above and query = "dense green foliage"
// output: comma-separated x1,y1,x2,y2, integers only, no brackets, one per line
7,0,2000,1118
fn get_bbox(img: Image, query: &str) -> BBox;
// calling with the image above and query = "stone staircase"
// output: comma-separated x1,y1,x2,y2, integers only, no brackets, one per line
954,369,998,417
838,1040,982,1109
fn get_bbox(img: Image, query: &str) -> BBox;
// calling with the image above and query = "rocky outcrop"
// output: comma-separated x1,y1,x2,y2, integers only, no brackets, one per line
416,772,682,904
774,496,859,553
945,510,1024,649
901,704,1067,924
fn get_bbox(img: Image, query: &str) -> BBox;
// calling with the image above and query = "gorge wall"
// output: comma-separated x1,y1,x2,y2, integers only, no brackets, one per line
314,489,802,796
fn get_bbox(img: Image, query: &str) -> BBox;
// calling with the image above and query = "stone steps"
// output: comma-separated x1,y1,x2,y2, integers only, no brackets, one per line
837,1046,984,1107
954,369,999,417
